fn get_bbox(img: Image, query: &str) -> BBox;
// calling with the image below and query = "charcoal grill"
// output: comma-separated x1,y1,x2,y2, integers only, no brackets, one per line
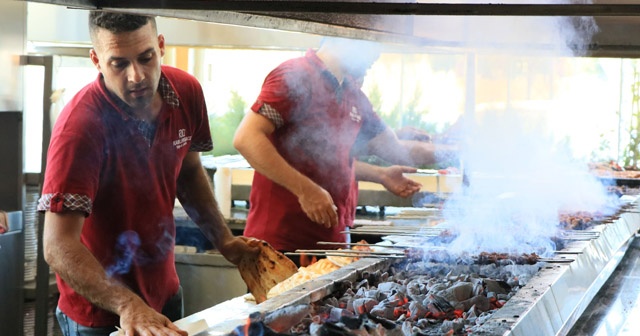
176,199,640,336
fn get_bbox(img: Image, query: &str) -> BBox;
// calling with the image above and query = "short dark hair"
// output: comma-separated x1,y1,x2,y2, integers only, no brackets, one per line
89,11,156,41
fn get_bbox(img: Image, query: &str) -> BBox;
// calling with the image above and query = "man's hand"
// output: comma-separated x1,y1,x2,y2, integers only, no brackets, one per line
218,236,262,266
119,298,187,336
297,183,338,229
380,165,422,198
395,126,431,142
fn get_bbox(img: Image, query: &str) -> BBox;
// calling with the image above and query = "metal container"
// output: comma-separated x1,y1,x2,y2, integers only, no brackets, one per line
0,211,25,336
175,252,248,316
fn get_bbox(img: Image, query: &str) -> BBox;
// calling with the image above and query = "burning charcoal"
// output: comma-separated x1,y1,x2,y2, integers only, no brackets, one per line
408,301,428,320
339,314,365,330
455,295,491,312
427,283,448,293
362,270,384,284
472,281,484,297
440,320,464,334
377,281,404,293
370,301,396,320
483,279,511,295
406,291,426,305
322,297,340,308
424,294,454,315
401,321,413,336
327,307,355,323
476,311,493,325
387,292,408,307
231,319,291,336
363,289,381,300
264,304,311,333
388,266,401,278
366,313,398,330
405,278,428,303
466,305,477,319
338,295,355,313
352,298,378,315
414,319,430,330
497,293,510,301
290,318,312,334
309,321,322,336
506,277,519,287
317,321,356,336
355,279,369,290
437,282,473,303
374,322,404,336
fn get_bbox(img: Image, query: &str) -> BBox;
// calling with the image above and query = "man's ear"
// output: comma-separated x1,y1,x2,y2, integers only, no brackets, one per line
89,49,101,71
158,34,165,58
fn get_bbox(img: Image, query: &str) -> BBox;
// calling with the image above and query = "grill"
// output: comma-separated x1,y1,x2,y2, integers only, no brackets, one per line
177,197,640,336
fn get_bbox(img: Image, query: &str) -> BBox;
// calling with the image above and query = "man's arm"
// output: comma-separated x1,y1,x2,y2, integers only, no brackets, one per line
176,152,259,265
233,111,338,228
355,161,422,198
365,128,458,167
43,211,185,335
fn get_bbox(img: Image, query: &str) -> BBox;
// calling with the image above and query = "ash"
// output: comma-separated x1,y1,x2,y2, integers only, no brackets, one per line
284,261,541,336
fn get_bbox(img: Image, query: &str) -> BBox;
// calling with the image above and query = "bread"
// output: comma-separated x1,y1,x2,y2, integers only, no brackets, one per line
237,240,298,304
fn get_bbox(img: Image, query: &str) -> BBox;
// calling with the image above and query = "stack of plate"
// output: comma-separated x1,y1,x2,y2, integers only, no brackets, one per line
23,295,63,336
24,186,39,282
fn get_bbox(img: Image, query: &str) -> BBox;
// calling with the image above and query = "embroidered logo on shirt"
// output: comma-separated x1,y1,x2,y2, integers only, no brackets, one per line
173,128,192,149
350,106,362,123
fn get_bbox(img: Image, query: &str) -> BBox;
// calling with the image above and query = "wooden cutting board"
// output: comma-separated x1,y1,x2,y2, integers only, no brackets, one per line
237,240,298,304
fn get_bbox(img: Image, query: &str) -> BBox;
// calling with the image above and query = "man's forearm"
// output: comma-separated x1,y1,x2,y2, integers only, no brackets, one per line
43,213,145,317
237,134,317,198
354,160,385,183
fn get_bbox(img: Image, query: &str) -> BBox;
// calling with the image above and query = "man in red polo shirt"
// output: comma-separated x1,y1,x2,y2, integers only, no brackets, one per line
38,12,258,336
234,37,457,258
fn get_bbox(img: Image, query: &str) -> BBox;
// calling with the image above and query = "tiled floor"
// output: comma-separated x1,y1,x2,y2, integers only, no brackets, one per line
568,236,640,336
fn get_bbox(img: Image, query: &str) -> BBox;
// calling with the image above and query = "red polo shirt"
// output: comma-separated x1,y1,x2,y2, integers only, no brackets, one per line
38,65,212,327
245,50,386,251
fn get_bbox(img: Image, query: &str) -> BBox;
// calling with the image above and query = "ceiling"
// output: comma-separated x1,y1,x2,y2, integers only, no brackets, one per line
25,0,640,58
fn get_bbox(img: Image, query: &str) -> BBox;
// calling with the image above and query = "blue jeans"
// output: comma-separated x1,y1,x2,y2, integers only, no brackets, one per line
55,287,184,336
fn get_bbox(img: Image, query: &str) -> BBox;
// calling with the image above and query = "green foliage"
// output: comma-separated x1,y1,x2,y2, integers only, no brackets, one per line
368,82,383,116
205,90,246,157
379,85,434,133
362,82,450,169
623,61,640,169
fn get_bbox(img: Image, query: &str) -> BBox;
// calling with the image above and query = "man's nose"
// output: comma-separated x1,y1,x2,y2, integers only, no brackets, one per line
127,62,144,83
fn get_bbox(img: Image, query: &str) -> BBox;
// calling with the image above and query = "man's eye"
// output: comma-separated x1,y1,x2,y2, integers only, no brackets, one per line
140,55,153,64
112,61,128,69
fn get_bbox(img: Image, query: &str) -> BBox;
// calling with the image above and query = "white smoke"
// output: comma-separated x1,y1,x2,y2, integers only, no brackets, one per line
442,109,612,256
402,0,607,256
412,0,599,57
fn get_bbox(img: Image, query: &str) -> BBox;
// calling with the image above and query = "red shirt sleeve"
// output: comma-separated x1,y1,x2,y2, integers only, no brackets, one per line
251,59,312,125
40,95,104,216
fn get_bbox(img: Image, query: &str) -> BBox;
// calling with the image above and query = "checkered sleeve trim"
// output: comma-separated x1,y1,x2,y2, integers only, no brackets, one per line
258,103,284,129
37,193,92,216
189,139,214,152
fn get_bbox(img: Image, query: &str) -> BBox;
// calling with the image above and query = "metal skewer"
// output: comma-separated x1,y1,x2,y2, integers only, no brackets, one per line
316,241,447,250
284,252,404,259
341,231,443,237
538,258,574,263
295,249,407,256
350,226,446,232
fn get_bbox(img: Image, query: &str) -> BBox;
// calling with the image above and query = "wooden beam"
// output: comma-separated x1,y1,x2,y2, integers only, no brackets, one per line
98,1,640,17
